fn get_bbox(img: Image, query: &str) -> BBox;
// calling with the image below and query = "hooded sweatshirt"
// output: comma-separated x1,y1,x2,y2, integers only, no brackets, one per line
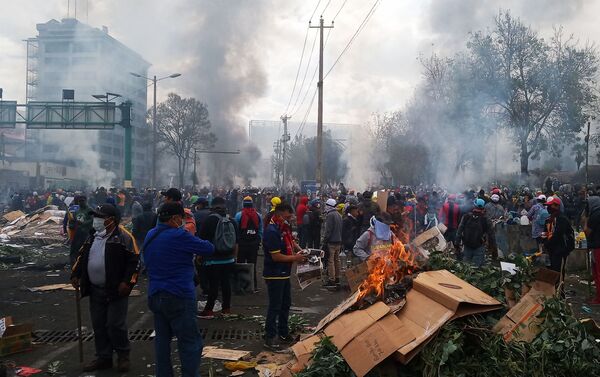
323,204,343,244
296,196,309,226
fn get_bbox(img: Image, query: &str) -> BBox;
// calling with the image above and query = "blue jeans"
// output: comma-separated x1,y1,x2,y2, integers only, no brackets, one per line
265,279,291,339
463,245,485,267
148,292,203,377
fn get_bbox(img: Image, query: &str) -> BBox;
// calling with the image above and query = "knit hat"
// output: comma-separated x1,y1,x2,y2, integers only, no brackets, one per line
243,196,253,208
491,194,500,203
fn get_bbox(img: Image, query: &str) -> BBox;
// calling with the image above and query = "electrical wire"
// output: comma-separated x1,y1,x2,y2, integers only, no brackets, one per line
324,0,381,80
289,29,319,116
310,0,322,21
284,26,310,115
321,0,332,16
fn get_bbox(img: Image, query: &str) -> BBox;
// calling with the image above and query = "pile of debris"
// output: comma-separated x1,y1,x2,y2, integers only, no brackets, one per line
287,247,600,377
1,207,65,246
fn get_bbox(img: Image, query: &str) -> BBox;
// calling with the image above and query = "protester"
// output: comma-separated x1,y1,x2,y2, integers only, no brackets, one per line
70,204,139,372
68,195,93,265
543,196,574,284
143,202,214,377
161,188,196,235
262,203,307,351
358,191,380,233
198,197,239,319
342,204,361,263
132,201,156,247
484,194,505,260
353,213,395,262
234,196,263,291
323,198,343,289
528,194,549,248
296,195,309,248
305,199,322,249
438,194,462,258
192,197,211,235
584,192,600,304
457,199,496,267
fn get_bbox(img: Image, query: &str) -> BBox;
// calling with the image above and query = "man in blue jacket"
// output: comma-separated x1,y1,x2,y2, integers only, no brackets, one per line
144,202,214,377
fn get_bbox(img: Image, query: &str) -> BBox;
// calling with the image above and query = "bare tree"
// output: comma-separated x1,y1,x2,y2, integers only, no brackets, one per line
153,93,216,188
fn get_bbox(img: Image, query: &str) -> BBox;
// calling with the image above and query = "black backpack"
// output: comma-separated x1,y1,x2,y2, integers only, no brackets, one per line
239,211,260,245
463,214,487,248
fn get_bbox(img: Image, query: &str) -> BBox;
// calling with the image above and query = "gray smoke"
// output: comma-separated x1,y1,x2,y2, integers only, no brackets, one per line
172,0,270,187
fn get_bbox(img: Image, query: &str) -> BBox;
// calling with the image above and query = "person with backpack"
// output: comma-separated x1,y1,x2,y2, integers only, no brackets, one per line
198,197,239,319
457,199,496,267
543,196,574,283
234,196,263,292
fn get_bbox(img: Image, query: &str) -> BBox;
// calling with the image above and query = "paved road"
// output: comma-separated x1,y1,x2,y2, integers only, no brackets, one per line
0,245,347,376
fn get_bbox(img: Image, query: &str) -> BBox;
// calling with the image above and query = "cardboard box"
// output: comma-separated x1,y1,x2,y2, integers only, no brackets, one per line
376,191,389,213
291,334,322,370
394,270,503,364
493,268,560,342
2,210,25,223
345,262,369,293
0,316,33,357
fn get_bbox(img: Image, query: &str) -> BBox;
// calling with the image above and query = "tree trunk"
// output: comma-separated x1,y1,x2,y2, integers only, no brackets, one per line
520,139,529,175
178,156,184,188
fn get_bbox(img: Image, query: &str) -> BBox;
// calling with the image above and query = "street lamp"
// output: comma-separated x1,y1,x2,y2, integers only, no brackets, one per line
130,71,182,188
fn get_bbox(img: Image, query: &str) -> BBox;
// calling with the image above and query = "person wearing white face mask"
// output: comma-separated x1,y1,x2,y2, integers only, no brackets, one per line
70,204,140,373
353,212,396,262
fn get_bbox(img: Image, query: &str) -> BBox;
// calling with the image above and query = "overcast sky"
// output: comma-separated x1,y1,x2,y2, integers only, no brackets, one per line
1,0,599,129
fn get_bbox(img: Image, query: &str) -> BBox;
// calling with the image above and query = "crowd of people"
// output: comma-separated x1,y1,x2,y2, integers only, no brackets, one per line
3,180,600,376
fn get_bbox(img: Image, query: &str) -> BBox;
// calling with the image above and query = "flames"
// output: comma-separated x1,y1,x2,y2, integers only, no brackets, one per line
357,239,418,302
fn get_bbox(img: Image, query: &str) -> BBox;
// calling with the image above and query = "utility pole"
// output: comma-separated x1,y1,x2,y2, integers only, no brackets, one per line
310,17,333,190
152,75,157,188
280,115,291,189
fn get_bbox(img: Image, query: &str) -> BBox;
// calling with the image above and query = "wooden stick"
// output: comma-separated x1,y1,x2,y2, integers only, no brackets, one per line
75,286,84,363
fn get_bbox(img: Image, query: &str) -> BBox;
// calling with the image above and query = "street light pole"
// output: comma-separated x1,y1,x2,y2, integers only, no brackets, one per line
130,72,181,188
152,75,157,188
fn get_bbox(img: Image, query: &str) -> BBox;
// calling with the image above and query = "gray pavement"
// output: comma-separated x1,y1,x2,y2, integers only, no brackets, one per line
0,245,347,376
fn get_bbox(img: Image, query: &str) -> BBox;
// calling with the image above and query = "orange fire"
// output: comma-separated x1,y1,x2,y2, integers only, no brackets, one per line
357,239,418,301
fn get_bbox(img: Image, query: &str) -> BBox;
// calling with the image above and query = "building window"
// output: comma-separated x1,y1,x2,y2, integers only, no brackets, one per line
72,42,97,53
44,41,70,53
113,162,120,170
100,160,110,169
113,148,122,157
42,144,60,153
44,57,69,66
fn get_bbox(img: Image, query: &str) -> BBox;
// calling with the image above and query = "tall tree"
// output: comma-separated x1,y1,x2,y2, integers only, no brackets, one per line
153,93,216,187
286,131,347,186
468,11,598,174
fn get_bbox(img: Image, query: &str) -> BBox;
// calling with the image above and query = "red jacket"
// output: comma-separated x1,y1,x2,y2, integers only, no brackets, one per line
296,196,309,226
438,201,461,230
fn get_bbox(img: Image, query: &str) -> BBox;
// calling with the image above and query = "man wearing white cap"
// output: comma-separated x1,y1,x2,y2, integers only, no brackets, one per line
527,194,548,245
323,198,343,289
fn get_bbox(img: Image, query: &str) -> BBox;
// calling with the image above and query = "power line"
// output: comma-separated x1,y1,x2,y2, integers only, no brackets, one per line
321,0,332,16
290,0,348,120
290,29,319,115
294,87,318,139
324,0,381,79
284,26,310,115
310,0,322,21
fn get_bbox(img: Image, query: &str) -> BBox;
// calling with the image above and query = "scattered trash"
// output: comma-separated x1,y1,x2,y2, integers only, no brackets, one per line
46,361,63,376
223,360,257,371
0,316,33,357
202,346,251,361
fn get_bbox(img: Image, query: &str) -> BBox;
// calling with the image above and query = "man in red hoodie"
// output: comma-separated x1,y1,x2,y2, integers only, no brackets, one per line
296,196,309,248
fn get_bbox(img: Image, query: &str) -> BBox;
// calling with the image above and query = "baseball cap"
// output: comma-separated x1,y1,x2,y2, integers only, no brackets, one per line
491,194,500,202
157,202,185,218
90,204,121,220
160,188,182,202
326,198,337,207
545,196,562,207
537,194,547,202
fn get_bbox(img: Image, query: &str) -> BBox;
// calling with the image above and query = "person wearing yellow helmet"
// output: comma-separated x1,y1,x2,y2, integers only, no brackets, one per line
264,197,282,230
